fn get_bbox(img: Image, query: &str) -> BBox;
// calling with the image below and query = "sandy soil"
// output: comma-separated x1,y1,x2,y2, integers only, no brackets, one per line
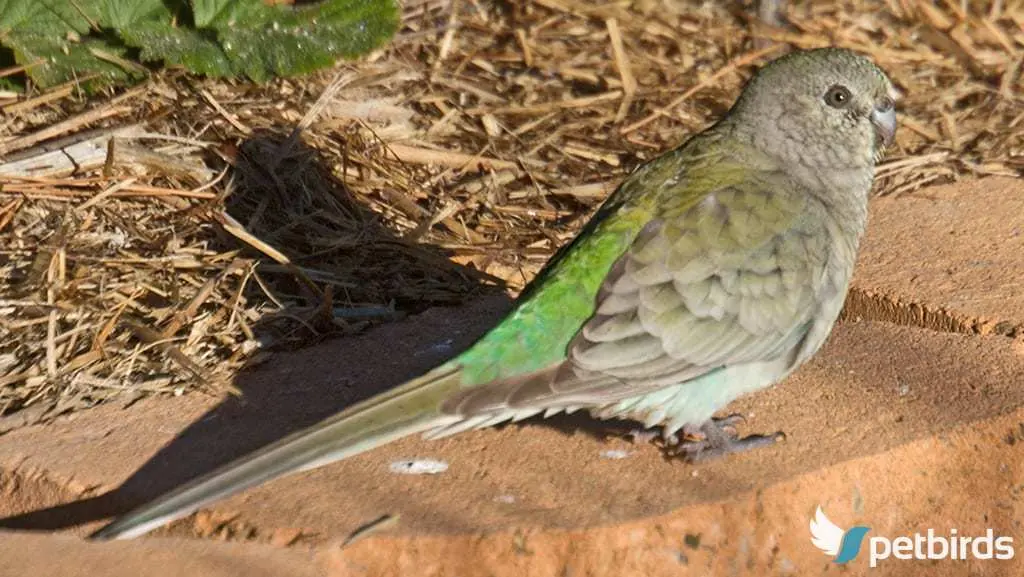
1,177,1022,576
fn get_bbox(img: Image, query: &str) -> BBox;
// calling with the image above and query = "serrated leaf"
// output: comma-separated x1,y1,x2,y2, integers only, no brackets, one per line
191,0,241,28
0,0,133,89
120,20,232,77
0,0,399,90
0,0,37,33
0,0,92,36
216,0,399,82
96,0,171,30
4,32,135,88
315,0,400,58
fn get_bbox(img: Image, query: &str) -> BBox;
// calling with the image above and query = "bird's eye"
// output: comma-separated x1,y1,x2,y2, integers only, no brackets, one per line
824,85,852,108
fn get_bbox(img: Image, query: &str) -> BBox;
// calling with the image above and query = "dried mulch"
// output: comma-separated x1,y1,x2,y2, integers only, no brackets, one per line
0,0,1022,427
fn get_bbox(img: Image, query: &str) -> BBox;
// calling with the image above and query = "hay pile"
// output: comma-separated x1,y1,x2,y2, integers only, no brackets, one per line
0,0,1021,426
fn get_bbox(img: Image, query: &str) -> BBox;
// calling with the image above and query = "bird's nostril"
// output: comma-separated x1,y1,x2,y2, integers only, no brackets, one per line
876,96,895,113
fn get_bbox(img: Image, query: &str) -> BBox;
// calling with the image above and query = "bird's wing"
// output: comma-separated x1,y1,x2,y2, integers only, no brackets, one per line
438,139,833,429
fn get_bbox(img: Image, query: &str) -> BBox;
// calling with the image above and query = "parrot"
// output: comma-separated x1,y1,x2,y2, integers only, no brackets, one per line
89,47,897,540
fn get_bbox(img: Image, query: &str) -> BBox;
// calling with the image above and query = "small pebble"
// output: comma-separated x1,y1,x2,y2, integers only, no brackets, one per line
389,459,449,475
600,449,632,460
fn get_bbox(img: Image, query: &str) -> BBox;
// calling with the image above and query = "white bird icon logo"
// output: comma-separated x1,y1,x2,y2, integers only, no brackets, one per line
809,506,845,556
809,506,871,564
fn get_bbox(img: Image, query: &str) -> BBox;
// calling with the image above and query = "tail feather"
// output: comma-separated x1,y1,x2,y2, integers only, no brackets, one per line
89,366,463,541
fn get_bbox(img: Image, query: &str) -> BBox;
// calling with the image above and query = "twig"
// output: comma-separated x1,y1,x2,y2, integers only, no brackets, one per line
606,18,637,123
200,88,252,135
384,142,518,170
0,105,133,156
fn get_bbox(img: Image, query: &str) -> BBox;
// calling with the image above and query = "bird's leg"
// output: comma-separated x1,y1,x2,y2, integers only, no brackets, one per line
670,414,784,462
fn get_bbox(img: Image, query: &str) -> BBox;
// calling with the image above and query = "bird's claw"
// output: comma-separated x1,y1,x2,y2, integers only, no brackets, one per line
667,414,784,463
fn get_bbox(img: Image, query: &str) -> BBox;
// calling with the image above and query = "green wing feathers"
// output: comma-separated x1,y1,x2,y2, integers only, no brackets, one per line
452,139,732,387
450,133,798,386
569,174,824,390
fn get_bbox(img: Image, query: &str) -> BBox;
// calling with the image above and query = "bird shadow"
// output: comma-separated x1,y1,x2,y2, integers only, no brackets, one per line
0,296,656,533
0,130,632,533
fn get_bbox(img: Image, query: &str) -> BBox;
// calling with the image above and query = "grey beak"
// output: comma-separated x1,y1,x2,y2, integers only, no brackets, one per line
871,101,896,148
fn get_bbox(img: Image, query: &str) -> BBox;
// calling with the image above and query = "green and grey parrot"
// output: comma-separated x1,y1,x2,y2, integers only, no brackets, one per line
90,47,897,540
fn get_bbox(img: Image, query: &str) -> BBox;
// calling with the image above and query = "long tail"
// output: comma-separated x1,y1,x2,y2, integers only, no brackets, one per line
89,366,463,540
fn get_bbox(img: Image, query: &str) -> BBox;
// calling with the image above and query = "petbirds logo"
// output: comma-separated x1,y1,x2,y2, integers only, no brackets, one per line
810,506,870,564
809,506,1015,568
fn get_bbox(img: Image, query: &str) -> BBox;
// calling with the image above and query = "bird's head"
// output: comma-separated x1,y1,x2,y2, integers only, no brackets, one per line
728,47,898,171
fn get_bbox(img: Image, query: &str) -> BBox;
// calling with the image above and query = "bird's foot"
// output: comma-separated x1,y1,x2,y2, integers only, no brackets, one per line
625,428,662,445
668,414,785,462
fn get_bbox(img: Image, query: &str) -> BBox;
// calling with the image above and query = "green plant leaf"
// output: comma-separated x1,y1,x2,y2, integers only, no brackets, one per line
0,0,94,36
216,0,400,82
0,0,139,89
5,32,137,87
0,0,399,90
97,0,171,30
191,0,235,28
120,21,232,77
